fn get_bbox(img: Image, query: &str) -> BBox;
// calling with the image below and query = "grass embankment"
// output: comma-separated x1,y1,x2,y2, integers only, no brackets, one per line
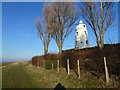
2,63,119,88
2,63,97,88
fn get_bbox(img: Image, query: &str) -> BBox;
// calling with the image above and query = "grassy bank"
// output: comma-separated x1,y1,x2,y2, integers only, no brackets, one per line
2,63,119,88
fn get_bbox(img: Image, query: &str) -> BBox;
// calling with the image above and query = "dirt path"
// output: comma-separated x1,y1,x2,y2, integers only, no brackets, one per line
2,64,37,88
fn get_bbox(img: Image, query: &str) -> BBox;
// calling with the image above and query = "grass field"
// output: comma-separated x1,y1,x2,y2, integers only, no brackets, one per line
2,63,119,88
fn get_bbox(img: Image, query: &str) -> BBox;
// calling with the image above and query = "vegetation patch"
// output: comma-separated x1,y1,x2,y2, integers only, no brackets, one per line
45,61,57,70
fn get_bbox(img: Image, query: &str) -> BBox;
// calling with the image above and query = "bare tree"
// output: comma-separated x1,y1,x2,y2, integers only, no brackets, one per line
36,17,52,55
45,2,79,53
35,3,55,55
80,2,114,48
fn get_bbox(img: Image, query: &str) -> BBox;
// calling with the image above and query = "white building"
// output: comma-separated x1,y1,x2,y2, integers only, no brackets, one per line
75,20,90,49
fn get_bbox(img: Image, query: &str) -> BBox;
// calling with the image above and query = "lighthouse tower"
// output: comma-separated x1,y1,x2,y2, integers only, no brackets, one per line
75,20,90,49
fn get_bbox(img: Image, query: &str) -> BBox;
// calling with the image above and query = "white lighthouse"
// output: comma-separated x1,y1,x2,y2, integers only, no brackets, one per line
75,20,90,49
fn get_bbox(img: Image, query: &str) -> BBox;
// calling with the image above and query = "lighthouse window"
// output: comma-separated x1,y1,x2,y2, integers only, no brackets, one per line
76,41,77,44
86,40,88,44
84,31,87,35
76,32,78,35
83,25,85,27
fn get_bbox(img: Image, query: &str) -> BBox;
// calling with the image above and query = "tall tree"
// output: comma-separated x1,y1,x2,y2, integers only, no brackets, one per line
36,17,52,55
36,3,52,55
80,2,114,48
45,2,79,53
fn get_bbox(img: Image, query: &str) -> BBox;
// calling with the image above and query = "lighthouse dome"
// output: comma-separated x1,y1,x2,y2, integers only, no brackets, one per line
76,20,86,30
79,20,83,23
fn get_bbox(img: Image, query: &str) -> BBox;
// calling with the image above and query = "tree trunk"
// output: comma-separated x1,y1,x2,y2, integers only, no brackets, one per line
93,28,100,48
99,30,104,48
98,42,103,49
44,44,48,55
99,2,104,49
58,41,63,53
58,45,62,53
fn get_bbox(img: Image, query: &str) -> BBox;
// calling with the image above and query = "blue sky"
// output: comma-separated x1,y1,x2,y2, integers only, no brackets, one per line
2,2,119,62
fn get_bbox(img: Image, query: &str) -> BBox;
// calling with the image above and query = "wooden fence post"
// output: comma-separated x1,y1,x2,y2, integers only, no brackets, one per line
104,57,109,84
57,60,59,73
37,62,39,68
77,60,80,79
67,59,70,75
52,61,53,71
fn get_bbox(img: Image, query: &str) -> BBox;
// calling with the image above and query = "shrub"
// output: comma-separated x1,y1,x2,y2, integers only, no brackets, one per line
45,61,57,70
31,43,120,75
61,51,79,69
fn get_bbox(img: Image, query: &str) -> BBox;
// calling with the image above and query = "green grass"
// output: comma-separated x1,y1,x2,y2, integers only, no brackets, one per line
2,64,36,88
2,63,119,88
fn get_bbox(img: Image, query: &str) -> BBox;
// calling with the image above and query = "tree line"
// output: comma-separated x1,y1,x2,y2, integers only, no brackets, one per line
35,2,114,55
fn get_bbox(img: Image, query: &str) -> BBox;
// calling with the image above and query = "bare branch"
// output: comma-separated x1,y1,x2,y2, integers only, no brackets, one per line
45,2,79,53
80,2,114,48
